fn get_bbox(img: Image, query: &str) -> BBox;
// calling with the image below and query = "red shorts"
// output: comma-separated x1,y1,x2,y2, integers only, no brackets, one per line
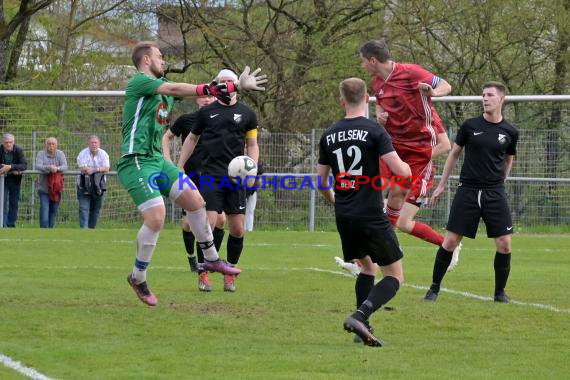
381,146,434,206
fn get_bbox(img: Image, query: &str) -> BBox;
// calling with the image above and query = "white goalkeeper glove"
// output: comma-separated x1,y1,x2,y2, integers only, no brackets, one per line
237,66,268,91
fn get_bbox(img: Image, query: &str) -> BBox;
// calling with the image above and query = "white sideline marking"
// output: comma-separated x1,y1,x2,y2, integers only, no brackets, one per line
0,354,56,380
0,262,568,314
307,267,570,314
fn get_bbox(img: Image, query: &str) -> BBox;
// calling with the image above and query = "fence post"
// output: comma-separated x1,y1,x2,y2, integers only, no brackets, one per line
309,128,316,232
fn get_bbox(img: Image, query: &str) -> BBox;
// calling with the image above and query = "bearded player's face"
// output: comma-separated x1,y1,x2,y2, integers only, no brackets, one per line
148,47,165,78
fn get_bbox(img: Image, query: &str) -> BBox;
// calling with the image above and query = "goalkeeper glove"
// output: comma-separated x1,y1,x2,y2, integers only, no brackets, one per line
237,66,268,91
196,81,233,105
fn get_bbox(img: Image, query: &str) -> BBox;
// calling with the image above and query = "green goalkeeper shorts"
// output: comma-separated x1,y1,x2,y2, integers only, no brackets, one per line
117,154,182,207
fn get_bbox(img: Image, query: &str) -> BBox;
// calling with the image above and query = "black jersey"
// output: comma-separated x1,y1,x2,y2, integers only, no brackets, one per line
455,115,519,188
169,112,205,174
319,116,394,217
192,101,258,178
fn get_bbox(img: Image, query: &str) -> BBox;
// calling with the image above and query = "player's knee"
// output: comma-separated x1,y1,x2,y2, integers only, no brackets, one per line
216,213,226,229
396,218,413,233
141,204,165,231
180,188,206,211
442,234,461,251
144,215,164,231
495,235,511,253
360,264,376,276
230,224,244,238
387,263,404,285
357,256,377,275
389,188,408,200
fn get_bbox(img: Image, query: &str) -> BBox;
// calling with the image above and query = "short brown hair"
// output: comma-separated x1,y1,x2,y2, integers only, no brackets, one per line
132,41,159,68
359,40,391,62
340,77,367,106
483,81,507,96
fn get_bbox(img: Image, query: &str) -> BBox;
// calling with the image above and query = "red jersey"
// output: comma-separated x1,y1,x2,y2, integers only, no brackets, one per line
372,63,445,155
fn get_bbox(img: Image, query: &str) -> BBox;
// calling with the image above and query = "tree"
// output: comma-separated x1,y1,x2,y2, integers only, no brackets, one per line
49,0,127,124
0,0,54,83
153,0,384,133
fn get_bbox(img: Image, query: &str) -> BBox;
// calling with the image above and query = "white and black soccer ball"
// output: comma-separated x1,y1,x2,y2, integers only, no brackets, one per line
228,155,258,181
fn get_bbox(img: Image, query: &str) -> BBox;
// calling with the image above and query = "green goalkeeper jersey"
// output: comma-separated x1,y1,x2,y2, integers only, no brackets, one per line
121,72,175,157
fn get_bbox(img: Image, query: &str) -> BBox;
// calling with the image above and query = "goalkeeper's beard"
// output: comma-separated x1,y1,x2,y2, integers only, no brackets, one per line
150,65,164,78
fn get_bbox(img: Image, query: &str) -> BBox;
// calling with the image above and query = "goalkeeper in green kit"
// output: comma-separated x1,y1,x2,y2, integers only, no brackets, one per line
118,41,267,306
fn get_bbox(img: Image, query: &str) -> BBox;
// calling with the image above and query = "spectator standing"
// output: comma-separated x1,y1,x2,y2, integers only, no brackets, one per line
77,135,110,228
0,133,28,227
36,137,68,228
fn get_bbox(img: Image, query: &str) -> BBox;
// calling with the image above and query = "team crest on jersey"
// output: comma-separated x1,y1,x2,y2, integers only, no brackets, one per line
498,133,506,144
233,113,242,123
156,102,170,125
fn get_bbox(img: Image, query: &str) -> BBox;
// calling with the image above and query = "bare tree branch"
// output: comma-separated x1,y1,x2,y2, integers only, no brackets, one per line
4,0,54,38
72,1,127,31
265,0,311,33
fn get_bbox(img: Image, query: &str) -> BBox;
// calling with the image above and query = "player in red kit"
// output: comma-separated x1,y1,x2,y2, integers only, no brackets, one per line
357,39,461,271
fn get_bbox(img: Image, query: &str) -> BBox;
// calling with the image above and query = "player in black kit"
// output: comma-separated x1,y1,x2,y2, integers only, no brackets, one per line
317,77,411,347
177,69,259,293
162,96,227,292
423,81,519,303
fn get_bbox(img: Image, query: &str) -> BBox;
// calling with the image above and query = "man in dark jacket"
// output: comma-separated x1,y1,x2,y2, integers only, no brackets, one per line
0,133,28,227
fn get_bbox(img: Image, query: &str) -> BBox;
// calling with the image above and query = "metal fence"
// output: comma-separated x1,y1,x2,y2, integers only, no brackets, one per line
1,91,569,230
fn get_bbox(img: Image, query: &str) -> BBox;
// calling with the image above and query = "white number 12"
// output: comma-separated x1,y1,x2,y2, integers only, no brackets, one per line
332,145,362,175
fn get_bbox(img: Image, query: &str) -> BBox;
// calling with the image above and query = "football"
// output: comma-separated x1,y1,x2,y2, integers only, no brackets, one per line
228,155,258,181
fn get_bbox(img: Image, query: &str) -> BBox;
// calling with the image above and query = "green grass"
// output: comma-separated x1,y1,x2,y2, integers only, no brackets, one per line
0,229,569,379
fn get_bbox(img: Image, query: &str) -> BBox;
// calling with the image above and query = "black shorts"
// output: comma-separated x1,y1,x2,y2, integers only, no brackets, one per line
201,180,246,214
446,186,513,239
335,215,403,266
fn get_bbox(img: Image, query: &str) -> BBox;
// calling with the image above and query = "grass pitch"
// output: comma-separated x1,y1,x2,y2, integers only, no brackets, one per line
0,229,569,379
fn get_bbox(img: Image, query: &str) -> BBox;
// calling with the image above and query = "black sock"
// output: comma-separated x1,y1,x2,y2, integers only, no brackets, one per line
213,227,225,252
182,230,195,256
354,276,400,321
430,247,453,293
494,252,511,294
355,273,375,309
227,235,244,265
